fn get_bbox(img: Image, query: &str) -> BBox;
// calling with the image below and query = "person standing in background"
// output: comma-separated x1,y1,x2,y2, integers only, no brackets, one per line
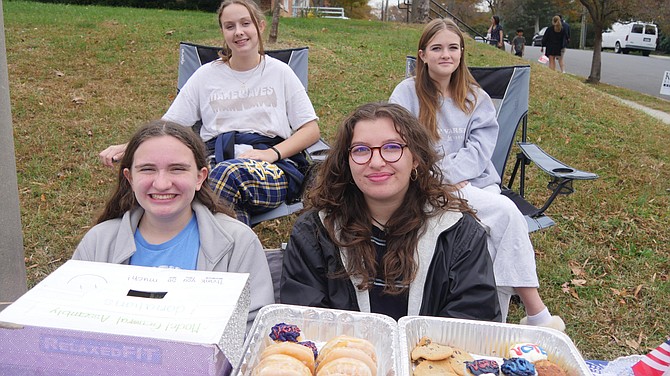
558,14,570,73
541,16,567,73
511,28,525,57
487,15,504,50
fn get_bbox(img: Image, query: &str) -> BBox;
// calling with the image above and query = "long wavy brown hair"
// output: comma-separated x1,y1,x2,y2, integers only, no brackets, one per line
96,120,234,224
216,0,266,63
415,18,479,140
306,102,475,294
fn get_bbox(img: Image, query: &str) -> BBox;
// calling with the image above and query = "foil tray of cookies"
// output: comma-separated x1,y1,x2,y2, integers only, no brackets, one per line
235,304,399,376
398,316,591,376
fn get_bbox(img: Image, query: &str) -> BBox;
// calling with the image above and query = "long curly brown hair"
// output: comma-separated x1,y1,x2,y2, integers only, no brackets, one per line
96,120,234,224
306,102,475,294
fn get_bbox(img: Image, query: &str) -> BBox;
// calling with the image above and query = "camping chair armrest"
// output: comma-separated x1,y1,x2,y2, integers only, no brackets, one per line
517,142,598,181
306,138,330,162
516,142,598,217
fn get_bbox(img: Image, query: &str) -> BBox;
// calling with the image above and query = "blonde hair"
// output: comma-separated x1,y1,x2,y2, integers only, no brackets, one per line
216,0,266,62
414,18,479,140
552,16,563,33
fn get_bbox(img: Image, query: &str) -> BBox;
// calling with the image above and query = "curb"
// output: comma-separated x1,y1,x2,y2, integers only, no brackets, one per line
607,94,670,125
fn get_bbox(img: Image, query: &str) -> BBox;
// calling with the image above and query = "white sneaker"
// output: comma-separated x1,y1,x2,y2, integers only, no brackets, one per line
520,315,566,332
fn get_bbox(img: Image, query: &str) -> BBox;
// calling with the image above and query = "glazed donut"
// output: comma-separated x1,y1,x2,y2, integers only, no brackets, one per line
316,357,373,376
316,347,377,376
317,335,377,364
260,342,316,374
252,354,312,376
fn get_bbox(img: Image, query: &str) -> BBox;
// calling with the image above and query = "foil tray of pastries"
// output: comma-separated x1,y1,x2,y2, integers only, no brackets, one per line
235,304,399,376
398,316,591,376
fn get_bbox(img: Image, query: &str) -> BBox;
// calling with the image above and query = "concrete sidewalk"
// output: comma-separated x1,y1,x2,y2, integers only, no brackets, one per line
609,95,670,125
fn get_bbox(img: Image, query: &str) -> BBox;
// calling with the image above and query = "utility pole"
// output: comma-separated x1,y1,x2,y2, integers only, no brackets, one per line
580,5,587,49
0,0,28,311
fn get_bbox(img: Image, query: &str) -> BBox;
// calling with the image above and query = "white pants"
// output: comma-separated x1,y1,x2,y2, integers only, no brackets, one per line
459,183,539,321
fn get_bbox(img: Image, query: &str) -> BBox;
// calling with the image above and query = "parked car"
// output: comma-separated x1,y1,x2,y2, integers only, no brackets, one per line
602,21,657,56
532,27,547,46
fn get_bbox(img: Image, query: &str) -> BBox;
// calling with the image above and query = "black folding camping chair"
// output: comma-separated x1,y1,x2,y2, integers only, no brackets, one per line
405,58,598,232
177,42,329,227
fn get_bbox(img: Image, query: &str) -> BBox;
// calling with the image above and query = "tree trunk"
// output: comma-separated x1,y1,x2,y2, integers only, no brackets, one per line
269,0,281,43
586,25,603,83
411,0,429,23
0,0,28,311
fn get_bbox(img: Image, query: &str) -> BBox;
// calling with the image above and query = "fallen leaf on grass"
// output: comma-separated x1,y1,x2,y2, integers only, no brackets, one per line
570,263,585,276
633,285,643,299
165,30,175,35
625,338,640,351
561,282,580,299
572,279,587,287
611,288,627,297
71,96,85,105
561,282,570,294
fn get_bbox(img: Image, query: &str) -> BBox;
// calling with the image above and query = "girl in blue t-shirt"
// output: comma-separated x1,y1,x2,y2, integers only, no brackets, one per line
74,120,274,328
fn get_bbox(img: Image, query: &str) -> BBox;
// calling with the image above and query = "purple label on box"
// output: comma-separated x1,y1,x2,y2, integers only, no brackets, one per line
39,334,163,364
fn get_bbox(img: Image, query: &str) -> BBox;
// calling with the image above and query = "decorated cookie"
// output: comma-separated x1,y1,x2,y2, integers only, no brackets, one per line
509,343,548,363
447,347,475,376
534,359,567,376
466,359,500,375
500,358,536,376
298,340,319,359
269,322,302,342
411,336,455,361
414,359,459,376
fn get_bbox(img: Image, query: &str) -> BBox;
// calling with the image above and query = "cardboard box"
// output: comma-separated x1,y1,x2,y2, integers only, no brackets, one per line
0,260,250,376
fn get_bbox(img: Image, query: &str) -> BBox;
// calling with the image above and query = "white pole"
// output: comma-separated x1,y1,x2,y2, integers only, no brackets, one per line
580,5,587,49
0,0,28,311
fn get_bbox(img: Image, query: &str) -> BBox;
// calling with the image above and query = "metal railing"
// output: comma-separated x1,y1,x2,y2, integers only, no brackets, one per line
399,0,487,42
293,6,348,19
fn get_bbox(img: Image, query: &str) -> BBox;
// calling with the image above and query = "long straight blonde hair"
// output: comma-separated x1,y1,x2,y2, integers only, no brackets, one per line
414,18,479,140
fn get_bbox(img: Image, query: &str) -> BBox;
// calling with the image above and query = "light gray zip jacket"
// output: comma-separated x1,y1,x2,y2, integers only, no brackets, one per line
73,201,274,329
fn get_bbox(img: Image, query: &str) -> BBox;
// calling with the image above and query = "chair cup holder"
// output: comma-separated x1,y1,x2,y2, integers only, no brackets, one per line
552,167,575,173
547,176,574,195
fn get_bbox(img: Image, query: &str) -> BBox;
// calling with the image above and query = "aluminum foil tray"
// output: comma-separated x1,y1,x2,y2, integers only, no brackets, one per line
398,316,591,376
235,304,399,376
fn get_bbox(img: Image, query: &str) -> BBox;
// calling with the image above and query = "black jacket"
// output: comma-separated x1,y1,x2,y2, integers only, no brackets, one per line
280,209,501,322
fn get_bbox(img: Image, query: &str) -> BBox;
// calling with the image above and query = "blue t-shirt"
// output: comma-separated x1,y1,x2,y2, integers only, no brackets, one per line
130,214,199,269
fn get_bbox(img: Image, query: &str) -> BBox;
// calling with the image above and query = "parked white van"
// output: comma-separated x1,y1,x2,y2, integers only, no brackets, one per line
602,21,658,56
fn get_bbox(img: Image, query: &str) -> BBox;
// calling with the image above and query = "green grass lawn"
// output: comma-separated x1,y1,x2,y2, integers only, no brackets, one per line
4,0,669,361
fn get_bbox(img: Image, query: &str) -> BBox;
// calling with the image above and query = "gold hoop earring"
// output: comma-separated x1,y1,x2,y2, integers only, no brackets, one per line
410,168,418,181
